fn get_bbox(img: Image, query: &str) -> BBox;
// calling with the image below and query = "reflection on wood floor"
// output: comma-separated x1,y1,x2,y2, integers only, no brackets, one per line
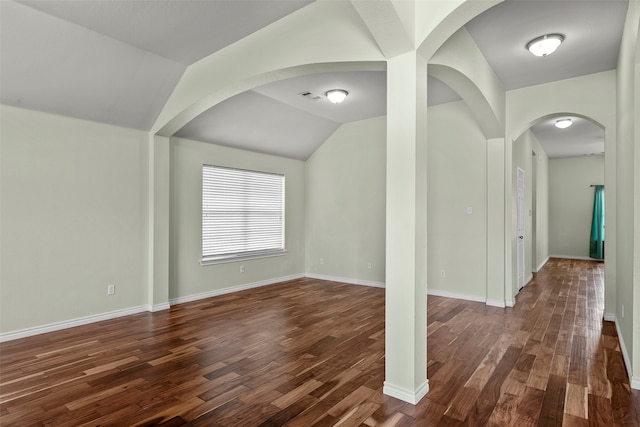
1,258,639,426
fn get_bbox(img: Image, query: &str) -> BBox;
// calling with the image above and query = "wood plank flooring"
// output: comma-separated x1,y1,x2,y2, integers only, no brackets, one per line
1,258,639,426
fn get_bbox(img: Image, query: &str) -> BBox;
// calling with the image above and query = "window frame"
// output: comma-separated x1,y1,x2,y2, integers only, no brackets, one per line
200,164,286,266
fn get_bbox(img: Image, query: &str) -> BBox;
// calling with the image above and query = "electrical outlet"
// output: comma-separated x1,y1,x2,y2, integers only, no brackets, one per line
466,207,473,215
107,284,115,295
440,270,446,277
367,262,372,269
320,258,324,265
240,265,245,273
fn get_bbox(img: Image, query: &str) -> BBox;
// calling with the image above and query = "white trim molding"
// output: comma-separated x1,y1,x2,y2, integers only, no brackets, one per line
536,256,550,272
427,288,486,303
149,302,171,312
607,313,640,390
0,305,148,342
383,380,429,404
524,273,534,286
305,273,385,289
427,288,510,308
549,254,599,261
169,273,305,305
486,299,507,308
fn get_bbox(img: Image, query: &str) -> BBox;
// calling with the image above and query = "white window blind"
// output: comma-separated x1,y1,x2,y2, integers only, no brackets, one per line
202,165,285,264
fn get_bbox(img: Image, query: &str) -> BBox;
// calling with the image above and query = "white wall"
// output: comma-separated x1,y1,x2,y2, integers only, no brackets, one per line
305,116,386,284
428,23,507,305
535,149,550,270
305,100,491,302
427,101,487,300
1,105,149,333
513,129,549,278
506,70,617,315
0,107,306,336
549,156,605,259
169,137,306,300
615,0,640,387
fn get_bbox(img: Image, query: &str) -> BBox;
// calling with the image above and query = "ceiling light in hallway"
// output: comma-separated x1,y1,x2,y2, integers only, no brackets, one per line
526,34,564,56
326,89,348,104
555,118,573,129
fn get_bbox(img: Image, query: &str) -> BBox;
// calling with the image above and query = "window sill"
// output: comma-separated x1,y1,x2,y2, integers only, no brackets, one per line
200,250,287,266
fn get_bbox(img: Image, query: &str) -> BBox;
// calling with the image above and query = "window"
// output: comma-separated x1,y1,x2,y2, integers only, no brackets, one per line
202,165,285,264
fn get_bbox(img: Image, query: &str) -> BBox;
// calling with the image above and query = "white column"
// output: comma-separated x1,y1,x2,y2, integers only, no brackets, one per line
486,138,506,307
383,51,429,404
504,137,515,307
148,134,170,311
604,125,617,318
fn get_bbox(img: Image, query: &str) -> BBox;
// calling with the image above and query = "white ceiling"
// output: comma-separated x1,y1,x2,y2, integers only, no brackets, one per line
529,117,605,159
464,0,628,158
175,71,387,159
465,0,628,90
1,0,312,130
1,0,185,130
427,76,462,107
1,0,630,159
18,0,314,66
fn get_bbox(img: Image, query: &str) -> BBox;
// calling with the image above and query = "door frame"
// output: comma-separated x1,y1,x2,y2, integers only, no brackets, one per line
517,167,525,290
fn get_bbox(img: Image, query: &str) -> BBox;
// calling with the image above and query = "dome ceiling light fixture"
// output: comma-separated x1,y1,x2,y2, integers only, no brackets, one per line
526,33,565,57
555,118,573,129
325,89,348,104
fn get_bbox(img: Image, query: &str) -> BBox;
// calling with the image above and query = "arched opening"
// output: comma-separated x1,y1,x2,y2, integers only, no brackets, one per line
154,61,385,137
428,64,502,139
510,112,609,304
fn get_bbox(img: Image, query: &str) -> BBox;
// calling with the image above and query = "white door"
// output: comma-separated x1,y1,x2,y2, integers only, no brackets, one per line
517,168,525,290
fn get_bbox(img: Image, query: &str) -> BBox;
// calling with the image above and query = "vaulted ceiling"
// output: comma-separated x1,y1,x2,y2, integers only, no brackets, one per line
1,0,629,159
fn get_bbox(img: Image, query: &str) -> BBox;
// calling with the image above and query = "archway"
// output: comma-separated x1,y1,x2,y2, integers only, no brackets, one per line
522,114,605,278
504,60,617,306
428,64,502,139
153,61,385,137
147,0,533,405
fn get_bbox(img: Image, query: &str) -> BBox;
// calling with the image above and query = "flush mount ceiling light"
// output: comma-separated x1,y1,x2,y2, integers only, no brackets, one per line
325,89,348,104
526,34,564,57
555,118,573,129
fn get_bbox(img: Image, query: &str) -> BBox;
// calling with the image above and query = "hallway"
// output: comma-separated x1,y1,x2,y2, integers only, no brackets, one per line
1,259,638,425
426,258,639,426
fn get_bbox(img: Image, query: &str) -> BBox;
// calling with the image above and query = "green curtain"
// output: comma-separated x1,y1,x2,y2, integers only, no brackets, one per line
589,185,605,259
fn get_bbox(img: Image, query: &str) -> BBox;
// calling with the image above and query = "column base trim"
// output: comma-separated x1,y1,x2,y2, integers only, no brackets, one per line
486,299,506,308
383,380,429,404
148,302,170,312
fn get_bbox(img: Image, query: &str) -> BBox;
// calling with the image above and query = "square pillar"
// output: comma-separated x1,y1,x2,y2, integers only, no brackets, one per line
384,51,429,404
148,134,170,311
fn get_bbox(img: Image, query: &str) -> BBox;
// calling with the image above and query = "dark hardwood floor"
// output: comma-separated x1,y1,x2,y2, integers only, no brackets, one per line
1,258,639,426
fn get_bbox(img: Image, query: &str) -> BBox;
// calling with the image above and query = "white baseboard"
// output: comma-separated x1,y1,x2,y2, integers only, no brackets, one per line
549,254,598,261
535,257,550,272
607,314,640,390
169,273,305,305
524,273,533,286
428,288,508,308
506,298,516,307
1,274,306,341
0,305,149,342
149,302,170,312
383,380,429,404
427,288,486,303
305,273,385,289
486,299,507,308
